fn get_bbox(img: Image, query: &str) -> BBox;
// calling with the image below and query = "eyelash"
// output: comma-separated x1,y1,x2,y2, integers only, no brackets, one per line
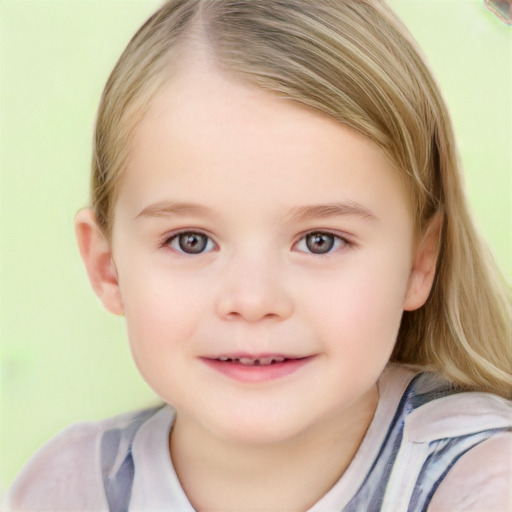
162,230,352,256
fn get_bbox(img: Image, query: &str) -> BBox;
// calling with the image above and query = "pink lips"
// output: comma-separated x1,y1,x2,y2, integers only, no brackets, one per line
201,354,314,383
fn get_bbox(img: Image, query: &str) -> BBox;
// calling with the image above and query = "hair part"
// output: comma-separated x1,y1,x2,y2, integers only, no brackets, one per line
91,0,512,397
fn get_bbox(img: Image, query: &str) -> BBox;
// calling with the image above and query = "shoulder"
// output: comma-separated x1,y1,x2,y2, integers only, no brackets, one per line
8,420,106,511
381,373,512,511
427,431,512,512
408,380,512,512
404,386,512,512
8,407,160,512
403,380,512,442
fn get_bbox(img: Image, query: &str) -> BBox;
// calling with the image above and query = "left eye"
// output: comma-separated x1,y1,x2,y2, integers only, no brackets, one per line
295,232,347,255
167,232,215,254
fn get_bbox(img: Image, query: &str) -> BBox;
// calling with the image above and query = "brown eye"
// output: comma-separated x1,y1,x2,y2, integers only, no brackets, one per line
305,232,335,254
169,232,214,254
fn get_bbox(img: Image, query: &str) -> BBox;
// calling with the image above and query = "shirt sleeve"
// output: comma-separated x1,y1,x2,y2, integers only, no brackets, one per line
7,421,109,512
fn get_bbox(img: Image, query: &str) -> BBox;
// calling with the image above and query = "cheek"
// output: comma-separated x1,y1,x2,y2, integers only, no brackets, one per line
118,274,206,403
119,268,207,355
299,255,411,348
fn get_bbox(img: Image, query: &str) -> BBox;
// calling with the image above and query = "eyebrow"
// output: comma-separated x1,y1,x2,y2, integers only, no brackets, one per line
135,200,377,223
135,201,213,220
283,202,377,224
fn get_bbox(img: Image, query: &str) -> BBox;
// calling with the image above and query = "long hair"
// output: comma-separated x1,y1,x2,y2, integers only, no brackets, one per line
91,0,512,397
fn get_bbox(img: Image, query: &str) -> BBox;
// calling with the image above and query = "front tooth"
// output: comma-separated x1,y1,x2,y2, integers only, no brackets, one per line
258,357,274,365
239,357,255,365
219,356,229,362
272,357,285,363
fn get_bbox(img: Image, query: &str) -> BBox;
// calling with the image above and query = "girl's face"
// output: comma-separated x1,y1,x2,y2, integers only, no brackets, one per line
103,64,434,444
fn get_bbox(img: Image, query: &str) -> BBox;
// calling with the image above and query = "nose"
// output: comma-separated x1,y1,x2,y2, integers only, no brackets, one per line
215,253,294,323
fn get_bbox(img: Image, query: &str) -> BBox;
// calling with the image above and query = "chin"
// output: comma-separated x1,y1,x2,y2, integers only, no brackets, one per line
203,408,315,447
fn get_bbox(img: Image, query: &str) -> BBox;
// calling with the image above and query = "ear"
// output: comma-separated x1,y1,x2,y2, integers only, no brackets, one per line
404,212,443,311
74,208,124,315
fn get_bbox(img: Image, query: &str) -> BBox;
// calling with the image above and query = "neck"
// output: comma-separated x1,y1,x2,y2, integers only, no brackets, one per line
169,385,378,512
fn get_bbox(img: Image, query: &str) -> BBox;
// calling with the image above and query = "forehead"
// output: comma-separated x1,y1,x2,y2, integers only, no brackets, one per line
117,63,409,224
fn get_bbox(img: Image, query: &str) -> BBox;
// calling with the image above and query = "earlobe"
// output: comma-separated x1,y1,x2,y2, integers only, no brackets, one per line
404,212,443,312
74,209,124,315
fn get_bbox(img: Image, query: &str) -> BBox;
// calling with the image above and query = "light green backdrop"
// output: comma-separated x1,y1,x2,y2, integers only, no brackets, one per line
1,0,510,496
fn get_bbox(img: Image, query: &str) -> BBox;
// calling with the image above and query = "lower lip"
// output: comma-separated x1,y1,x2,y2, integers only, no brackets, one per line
201,357,314,383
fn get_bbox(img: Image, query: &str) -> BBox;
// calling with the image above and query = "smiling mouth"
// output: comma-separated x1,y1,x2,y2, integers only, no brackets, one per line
201,354,313,383
215,355,289,366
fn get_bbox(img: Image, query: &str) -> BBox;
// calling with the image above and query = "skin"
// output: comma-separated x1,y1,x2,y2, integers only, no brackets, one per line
76,61,441,511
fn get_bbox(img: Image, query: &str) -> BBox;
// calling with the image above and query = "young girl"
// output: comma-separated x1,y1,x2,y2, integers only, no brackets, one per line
8,0,511,511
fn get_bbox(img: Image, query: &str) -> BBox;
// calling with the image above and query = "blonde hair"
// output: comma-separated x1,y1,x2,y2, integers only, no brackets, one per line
92,0,512,397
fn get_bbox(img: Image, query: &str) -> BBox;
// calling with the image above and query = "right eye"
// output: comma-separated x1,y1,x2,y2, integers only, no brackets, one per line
167,232,216,254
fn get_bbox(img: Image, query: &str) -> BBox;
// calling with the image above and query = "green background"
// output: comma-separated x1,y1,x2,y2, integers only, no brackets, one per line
1,0,510,497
